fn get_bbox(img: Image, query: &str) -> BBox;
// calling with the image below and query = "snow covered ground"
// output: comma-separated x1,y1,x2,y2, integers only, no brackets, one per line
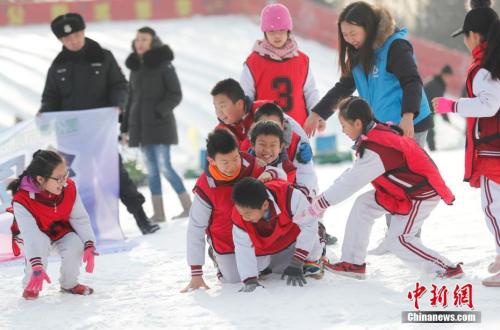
0,16,492,330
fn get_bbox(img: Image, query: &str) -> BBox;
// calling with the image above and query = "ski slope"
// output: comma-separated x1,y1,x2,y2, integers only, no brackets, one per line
0,16,493,330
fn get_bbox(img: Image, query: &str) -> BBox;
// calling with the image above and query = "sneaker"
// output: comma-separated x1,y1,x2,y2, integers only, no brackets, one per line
368,236,389,256
325,233,338,246
482,271,500,287
258,267,272,279
488,255,500,274
439,263,464,279
22,289,39,300
61,284,94,295
303,260,324,279
324,261,366,279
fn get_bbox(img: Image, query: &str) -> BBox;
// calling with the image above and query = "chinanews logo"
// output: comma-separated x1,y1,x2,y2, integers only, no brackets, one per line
402,282,481,323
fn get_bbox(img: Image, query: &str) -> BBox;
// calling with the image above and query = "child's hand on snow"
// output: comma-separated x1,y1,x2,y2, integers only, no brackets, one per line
181,276,210,293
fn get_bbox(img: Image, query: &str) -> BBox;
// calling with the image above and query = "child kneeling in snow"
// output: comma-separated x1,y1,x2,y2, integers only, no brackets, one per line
303,97,463,279
231,177,323,292
8,150,97,300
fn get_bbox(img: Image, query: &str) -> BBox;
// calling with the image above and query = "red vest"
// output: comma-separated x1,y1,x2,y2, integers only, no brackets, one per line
232,179,300,256
12,179,77,241
246,51,309,126
358,124,455,215
193,153,266,254
287,132,301,161
464,44,500,187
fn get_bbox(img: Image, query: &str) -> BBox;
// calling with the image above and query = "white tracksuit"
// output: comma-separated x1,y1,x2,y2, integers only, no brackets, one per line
186,167,288,283
13,193,95,289
322,149,455,273
454,68,500,255
233,188,323,282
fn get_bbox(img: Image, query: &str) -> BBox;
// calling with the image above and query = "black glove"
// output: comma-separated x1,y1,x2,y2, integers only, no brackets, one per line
281,258,307,287
239,277,263,293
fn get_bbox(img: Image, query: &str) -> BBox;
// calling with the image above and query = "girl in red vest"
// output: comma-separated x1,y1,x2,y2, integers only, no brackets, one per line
240,3,323,128
433,3,500,287
8,150,97,300
303,97,462,279
231,178,323,292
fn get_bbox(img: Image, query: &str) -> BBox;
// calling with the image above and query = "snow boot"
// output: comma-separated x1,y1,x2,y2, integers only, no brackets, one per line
439,263,464,279
133,208,160,235
172,192,192,220
150,195,166,223
488,255,500,274
22,289,39,300
303,260,324,279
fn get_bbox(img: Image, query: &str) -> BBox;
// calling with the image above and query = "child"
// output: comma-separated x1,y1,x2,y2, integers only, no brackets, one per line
211,78,309,146
303,97,463,279
433,2,500,286
240,3,321,127
250,105,337,246
7,150,97,300
182,129,286,292
231,177,323,292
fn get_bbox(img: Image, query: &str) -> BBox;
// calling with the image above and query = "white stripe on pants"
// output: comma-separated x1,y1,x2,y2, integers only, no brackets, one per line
22,232,84,289
481,176,500,254
341,190,454,273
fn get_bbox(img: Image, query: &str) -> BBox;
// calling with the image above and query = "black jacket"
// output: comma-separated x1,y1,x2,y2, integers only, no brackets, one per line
122,43,182,146
40,38,127,112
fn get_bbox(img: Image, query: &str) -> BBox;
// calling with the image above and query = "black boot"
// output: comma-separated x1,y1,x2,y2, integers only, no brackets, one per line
132,208,160,235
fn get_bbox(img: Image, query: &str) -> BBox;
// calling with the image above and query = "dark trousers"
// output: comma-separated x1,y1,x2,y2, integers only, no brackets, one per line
119,154,145,214
426,114,436,151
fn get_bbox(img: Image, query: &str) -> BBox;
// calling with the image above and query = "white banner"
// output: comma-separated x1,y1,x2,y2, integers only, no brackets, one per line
0,108,124,263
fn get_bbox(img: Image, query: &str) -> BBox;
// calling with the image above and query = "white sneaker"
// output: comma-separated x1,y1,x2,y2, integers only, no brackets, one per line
482,271,500,287
368,236,389,255
487,255,500,274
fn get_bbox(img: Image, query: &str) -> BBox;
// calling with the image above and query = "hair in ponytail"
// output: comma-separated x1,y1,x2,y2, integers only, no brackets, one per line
7,150,64,193
483,19,500,80
337,96,375,134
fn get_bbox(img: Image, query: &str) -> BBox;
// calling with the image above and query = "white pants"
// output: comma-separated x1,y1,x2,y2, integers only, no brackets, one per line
213,240,323,283
341,190,454,273
480,176,500,255
23,232,84,289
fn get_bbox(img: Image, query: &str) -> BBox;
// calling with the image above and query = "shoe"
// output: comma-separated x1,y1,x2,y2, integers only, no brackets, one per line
482,272,500,287
325,233,338,246
172,192,192,220
258,267,272,279
22,289,39,300
368,236,389,256
150,195,166,223
303,260,324,279
133,208,161,235
439,263,464,279
61,284,94,295
324,261,366,279
488,255,500,274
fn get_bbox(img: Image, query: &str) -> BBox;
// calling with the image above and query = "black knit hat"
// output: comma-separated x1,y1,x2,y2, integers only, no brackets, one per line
451,7,498,37
51,13,86,38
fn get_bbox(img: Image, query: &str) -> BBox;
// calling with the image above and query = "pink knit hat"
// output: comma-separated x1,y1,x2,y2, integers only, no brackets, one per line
260,3,293,32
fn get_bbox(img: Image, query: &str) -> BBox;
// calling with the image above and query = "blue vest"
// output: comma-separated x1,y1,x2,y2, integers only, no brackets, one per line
352,28,430,125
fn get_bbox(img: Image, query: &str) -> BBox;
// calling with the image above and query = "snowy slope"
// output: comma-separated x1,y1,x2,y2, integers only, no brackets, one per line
0,16,491,330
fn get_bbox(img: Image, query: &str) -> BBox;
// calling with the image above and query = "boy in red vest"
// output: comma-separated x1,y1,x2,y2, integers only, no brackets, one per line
211,78,310,147
302,97,463,279
231,178,323,292
182,129,286,292
240,3,323,128
8,150,97,300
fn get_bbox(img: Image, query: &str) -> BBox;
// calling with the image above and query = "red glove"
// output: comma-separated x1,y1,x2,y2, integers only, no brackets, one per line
434,97,456,114
25,263,51,293
83,241,99,273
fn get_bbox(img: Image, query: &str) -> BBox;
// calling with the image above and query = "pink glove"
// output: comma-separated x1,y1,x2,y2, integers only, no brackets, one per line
83,241,99,273
302,194,330,218
434,97,456,114
25,265,51,293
